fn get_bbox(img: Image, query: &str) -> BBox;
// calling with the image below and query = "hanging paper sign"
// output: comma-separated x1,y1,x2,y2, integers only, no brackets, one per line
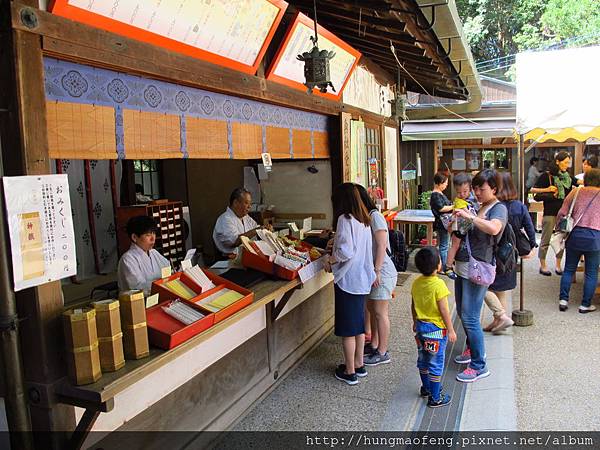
49,0,288,75
401,170,417,180
266,12,361,99
3,175,76,291
261,153,273,172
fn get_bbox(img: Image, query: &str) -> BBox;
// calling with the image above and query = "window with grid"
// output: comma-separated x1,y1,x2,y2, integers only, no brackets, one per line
365,126,383,186
133,160,161,199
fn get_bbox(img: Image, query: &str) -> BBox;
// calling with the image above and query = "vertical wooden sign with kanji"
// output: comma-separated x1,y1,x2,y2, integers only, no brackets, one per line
4,175,77,291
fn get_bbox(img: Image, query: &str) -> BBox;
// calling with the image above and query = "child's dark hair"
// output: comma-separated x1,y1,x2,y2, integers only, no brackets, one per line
126,215,157,239
452,172,472,187
414,246,440,276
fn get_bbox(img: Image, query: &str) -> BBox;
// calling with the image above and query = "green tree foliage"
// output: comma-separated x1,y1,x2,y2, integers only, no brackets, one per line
456,0,600,64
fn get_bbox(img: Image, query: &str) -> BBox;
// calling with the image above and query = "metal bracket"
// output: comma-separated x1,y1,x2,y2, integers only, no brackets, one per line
20,7,38,29
437,37,454,59
417,5,437,31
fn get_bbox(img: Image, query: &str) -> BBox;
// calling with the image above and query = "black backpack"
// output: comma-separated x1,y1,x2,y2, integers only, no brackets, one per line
387,229,408,272
495,222,517,276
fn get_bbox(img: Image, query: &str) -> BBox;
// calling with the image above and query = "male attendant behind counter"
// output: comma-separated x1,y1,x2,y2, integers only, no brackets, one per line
213,188,262,259
118,215,171,295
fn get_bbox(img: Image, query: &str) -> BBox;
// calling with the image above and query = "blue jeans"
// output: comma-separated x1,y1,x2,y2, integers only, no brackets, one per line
437,229,449,271
455,276,487,371
415,321,447,377
559,248,600,307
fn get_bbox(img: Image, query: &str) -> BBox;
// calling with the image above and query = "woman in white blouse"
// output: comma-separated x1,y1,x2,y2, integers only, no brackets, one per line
324,183,376,385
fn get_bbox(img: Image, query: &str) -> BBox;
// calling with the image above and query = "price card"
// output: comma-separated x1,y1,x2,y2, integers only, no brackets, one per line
146,293,159,309
161,266,172,278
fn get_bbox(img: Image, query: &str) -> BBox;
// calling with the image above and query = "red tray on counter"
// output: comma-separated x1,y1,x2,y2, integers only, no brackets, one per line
241,249,299,281
146,298,214,350
151,269,255,326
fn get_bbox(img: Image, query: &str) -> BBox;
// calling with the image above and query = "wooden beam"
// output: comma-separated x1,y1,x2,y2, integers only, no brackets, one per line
9,3,396,125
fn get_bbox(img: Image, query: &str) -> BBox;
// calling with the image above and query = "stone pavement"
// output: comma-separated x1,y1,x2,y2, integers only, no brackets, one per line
233,260,520,432
514,254,600,430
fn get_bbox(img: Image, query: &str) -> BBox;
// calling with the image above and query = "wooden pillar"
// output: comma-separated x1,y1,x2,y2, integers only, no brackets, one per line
574,142,584,174
0,2,75,446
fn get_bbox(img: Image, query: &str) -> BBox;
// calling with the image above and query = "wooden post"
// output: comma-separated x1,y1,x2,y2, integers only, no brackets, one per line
0,3,75,446
574,142,584,175
340,112,352,182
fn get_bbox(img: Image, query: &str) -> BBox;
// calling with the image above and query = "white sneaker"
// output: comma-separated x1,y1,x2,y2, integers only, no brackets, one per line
559,300,568,312
578,305,597,314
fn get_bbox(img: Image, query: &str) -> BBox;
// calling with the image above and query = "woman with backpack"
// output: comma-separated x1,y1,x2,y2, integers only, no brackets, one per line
451,169,507,383
483,173,537,333
530,151,574,276
557,168,600,313
356,185,397,366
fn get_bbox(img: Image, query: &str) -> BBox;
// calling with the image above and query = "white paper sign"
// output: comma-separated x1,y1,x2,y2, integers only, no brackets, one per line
261,153,273,172
3,175,76,291
298,256,327,284
302,217,312,232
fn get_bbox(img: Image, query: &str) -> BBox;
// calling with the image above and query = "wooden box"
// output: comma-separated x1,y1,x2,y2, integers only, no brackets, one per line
92,300,125,372
62,308,102,385
119,290,149,360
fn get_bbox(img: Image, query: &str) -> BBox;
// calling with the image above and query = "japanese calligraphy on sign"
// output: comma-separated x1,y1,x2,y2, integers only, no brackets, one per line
4,175,76,291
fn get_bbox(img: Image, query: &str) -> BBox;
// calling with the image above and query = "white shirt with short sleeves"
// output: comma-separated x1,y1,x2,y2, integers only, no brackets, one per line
212,207,258,255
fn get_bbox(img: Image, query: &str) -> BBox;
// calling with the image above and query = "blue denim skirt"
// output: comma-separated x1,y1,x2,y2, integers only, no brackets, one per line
334,284,366,337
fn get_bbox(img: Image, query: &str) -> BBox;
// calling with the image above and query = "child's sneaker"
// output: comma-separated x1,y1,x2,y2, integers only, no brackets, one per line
456,367,490,383
420,386,431,397
427,392,451,408
364,351,391,366
334,365,359,385
454,348,471,364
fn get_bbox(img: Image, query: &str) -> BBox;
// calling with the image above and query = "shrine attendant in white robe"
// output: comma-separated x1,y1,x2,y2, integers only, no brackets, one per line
212,187,259,258
117,215,170,295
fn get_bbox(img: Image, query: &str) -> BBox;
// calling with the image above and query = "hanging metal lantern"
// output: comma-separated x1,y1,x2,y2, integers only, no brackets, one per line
296,1,336,94
297,40,336,94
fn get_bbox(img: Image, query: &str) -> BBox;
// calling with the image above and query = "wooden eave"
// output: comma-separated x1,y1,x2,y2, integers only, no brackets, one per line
288,0,469,100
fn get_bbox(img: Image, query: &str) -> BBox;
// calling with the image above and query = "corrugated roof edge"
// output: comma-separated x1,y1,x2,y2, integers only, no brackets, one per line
406,0,482,120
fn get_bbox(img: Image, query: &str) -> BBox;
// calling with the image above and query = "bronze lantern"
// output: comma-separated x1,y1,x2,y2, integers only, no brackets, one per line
297,37,336,94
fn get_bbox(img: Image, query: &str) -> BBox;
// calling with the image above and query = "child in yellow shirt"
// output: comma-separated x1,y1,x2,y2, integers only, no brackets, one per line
411,246,457,408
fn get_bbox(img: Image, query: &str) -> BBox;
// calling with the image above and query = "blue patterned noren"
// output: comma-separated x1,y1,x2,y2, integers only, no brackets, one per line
43,57,331,148
61,70,88,97
107,78,129,103
144,85,162,108
175,91,191,112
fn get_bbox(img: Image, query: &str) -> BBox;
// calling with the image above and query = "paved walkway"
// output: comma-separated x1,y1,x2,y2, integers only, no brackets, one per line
514,253,600,430
233,259,518,432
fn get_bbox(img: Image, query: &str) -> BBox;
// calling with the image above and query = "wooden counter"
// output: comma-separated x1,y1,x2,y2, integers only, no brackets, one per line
56,278,300,406
56,274,333,449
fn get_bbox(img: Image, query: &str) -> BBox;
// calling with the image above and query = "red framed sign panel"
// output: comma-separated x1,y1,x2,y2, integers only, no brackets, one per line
266,12,361,100
49,0,288,75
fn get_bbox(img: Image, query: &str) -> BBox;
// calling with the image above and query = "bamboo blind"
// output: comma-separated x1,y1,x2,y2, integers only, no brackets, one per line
232,122,262,159
266,126,291,158
186,117,229,159
123,110,181,159
313,131,330,158
46,101,116,159
292,129,312,158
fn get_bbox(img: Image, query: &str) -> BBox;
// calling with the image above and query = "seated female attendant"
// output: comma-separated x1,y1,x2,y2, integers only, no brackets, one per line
117,215,171,296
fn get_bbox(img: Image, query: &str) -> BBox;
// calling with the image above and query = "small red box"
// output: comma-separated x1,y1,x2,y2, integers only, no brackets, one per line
146,299,214,350
241,249,299,280
184,271,254,323
151,269,255,326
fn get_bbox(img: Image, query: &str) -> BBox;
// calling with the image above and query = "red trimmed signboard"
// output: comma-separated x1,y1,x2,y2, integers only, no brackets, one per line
266,12,361,100
49,0,288,75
